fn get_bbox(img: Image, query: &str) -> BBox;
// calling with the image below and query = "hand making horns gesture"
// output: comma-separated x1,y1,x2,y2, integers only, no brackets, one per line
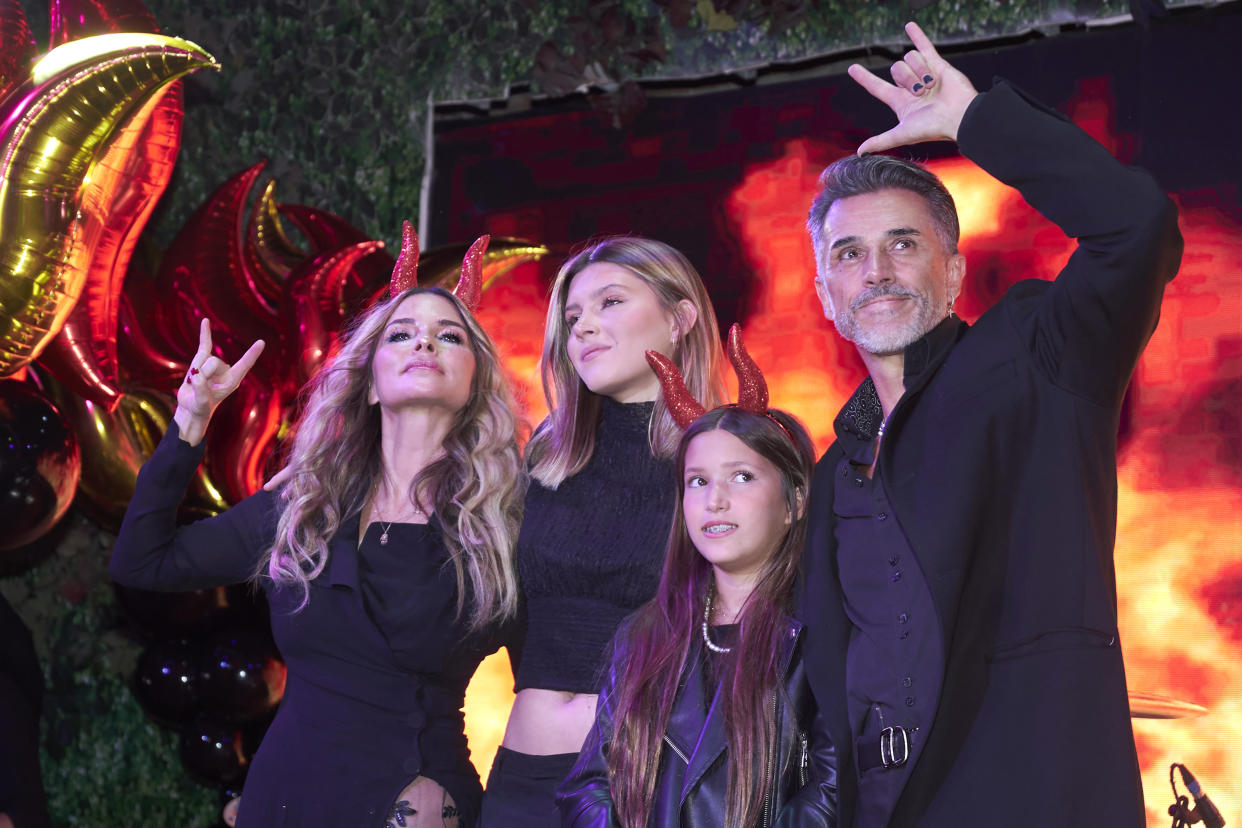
848,21,980,156
173,318,266,446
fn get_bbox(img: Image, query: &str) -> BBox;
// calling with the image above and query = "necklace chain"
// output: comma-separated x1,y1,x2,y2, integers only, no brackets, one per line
701,584,732,654
371,493,427,546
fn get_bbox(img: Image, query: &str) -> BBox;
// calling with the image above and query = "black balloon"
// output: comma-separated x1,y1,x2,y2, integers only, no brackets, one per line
114,583,240,636
179,715,248,787
0,379,80,551
133,638,201,725
198,626,285,723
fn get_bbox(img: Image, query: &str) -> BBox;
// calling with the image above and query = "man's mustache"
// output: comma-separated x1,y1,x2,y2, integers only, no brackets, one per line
849,283,921,312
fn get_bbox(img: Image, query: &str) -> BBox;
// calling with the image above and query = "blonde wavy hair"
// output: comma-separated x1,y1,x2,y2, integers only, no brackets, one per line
260,287,524,629
526,237,726,487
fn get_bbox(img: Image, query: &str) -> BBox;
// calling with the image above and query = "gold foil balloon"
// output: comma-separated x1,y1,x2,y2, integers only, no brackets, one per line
37,0,189,409
0,32,218,376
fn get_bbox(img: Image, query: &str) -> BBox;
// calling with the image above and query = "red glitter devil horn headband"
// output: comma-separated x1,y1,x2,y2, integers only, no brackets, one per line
728,323,769,415
388,220,420,297
455,234,488,312
388,224,487,311
647,324,783,433
645,350,707,429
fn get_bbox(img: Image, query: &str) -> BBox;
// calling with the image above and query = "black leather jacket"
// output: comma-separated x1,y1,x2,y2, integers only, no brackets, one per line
557,618,837,827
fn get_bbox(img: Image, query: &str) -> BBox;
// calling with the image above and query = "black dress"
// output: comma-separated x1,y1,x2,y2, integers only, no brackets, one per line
111,424,510,827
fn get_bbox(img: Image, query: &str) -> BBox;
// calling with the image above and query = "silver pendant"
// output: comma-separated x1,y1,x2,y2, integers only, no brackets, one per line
380,531,389,545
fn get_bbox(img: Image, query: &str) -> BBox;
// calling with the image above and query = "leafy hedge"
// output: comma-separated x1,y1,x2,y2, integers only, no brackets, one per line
1,514,216,826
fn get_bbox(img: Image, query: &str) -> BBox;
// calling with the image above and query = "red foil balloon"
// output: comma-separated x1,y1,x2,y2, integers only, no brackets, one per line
36,84,185,409
155,162,282,364
279,203,395,313
284,240,386,389
203,373,284,507
0,1,37,99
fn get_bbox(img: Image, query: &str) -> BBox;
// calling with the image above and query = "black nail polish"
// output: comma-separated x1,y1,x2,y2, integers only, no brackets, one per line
912,83,923,92
923,74,933,84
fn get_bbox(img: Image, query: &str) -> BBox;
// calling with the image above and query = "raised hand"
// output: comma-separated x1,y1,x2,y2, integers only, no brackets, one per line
848,21,979,156
173,318,265,446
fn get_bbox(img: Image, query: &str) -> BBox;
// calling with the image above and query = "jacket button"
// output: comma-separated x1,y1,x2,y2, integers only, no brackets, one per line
905,697,916,707
890,571,902,583
902,676,913,687
897,613,909,624
888,555,900,567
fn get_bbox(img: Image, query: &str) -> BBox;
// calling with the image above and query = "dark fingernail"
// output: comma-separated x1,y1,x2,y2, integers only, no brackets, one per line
923,74,933,84
912,83,923,92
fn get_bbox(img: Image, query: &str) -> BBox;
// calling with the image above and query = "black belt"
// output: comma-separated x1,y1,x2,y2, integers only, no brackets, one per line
857,725,918,772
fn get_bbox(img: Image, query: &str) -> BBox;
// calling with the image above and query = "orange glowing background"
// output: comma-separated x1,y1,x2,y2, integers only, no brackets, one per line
452,83,1241,825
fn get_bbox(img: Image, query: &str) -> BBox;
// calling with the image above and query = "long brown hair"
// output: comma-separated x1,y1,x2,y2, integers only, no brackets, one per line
263,287,524,629
526,236,726,487
605,407,815,828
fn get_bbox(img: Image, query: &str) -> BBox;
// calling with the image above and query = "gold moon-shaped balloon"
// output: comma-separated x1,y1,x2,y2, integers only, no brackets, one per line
0,33,218,375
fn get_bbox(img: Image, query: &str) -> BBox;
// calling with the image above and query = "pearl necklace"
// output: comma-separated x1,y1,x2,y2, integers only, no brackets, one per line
701,585,732,655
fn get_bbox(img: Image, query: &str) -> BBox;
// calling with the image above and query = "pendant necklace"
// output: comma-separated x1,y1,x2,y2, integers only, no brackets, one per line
371,493,427,546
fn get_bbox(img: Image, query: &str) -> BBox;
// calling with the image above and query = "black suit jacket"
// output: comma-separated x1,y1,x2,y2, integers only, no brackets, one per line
799,81,1183,827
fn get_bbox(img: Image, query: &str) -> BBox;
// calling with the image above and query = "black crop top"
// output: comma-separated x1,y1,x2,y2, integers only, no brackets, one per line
514,398,677,693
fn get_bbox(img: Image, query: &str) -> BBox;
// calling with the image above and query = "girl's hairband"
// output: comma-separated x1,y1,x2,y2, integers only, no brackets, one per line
645,324,792,441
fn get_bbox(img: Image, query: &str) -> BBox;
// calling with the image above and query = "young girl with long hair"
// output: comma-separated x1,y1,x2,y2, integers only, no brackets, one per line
479,237,726,825
557,329,838,828
110,231,524,828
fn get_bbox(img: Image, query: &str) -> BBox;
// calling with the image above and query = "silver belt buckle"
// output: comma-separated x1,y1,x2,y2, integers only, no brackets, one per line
879,725,909,768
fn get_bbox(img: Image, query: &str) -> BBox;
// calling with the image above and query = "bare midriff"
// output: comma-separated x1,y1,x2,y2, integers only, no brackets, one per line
500,688,600,755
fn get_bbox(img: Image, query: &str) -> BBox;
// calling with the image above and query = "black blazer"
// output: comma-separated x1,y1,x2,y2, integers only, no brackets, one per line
798,82,1183,827
558,619,838,827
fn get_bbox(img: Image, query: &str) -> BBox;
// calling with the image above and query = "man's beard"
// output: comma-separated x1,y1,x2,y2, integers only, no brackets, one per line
832,283,943,356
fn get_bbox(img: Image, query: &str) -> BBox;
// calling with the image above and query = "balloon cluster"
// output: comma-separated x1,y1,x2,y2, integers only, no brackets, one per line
118,582,283,787
0,2,549,554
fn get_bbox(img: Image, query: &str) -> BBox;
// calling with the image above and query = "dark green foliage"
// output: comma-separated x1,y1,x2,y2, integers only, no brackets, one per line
129,0,1138,249
1,514,216,826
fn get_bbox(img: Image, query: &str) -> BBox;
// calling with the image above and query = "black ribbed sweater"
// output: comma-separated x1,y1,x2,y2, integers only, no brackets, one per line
513,398,676,693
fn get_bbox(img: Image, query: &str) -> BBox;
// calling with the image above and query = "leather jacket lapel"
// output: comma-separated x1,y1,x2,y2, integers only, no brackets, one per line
681,656,727,805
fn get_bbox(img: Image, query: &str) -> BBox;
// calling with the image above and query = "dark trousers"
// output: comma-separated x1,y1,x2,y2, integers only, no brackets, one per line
478,747,578,827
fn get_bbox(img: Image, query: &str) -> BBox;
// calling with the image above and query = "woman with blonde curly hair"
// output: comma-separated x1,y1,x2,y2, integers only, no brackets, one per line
111,230,524,828
480,236,726,825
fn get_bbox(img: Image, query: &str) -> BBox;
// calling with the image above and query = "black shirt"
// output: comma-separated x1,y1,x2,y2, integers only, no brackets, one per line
832,345,949,827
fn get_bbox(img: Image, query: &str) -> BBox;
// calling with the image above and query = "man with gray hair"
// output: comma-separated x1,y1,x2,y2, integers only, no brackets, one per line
791,22,1182,828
